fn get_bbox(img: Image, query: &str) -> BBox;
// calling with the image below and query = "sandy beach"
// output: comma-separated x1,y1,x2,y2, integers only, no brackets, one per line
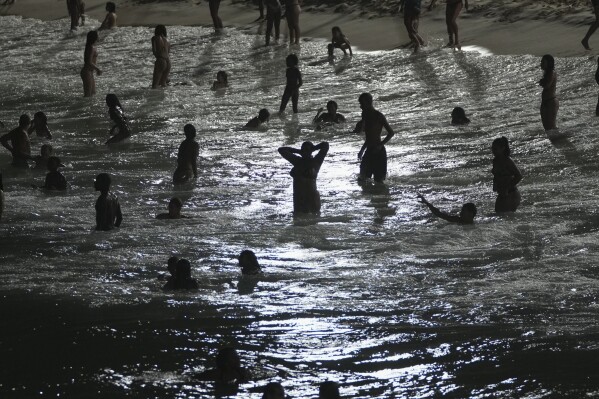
1,0,599,56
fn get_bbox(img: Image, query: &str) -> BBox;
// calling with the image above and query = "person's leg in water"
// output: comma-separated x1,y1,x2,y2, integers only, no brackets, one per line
153,58,167,88
446,1,463,49
160,59,171,87
404,11,422,53
274,10,281,41
280,87,292,112
286,8,295,44
81,68,94,97
258,0,264,20
209,0,223,30
266,12,274,45
291,88,299,113
540,98,559,131
79,1,86,26
291,4,300,44
582,6,599,50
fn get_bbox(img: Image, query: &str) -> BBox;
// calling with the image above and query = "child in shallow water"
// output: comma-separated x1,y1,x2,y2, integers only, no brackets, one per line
105,94,131,144
328,26,352,57
279,54,302,113
212,71,228,90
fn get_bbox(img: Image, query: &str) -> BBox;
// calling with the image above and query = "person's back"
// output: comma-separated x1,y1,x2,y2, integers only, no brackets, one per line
44,157,67,191
1,114,32,167
174,124,199,183
94,173,122,231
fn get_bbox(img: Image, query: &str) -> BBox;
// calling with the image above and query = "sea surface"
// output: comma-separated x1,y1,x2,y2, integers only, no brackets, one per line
1,14,599,399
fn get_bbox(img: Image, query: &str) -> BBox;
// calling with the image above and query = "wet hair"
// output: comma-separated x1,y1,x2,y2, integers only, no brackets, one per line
262,382,285,399
105,94,123,110
258,108,270,121
492,136,511,157
215,347,241,370
239,250,260,272
19,114,31,127
541,54,555,84
167,256,179,276
462,203,477,217
106,1,116,12
184,124,196,139
34,111,47,124
286,53,299,68
216,70,228,84
86,30,99,45
451,107,470,125
359,92,373,106
155,24,167,37
40,144,53,156
319,381,341,399
331,26,342,36
175,259,191,279
326,100,338,111
95,173,112,191
169,197,183,209
301,141,315,154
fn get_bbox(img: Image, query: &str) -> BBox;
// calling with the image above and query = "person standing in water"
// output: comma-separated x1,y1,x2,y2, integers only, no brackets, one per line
428,0,468,49
209,0,224,31
279,53,302,113
1,114,32,167
278,141,329,214
264,0,282,46
357,93,395,183
539,54,558,131
98,2,117,30
582,0,599,50
66,0,85,30
173,124,199,183
94,172,122,231
152,25,171,89
491,136,522,213
105,94,131,144
403,0,425,53
81,30,102,97
284,0,301,45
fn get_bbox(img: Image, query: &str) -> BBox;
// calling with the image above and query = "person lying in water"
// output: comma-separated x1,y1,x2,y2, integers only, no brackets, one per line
156,197,187,219
313,100,346,126
245,109,270,129
417,194,476,224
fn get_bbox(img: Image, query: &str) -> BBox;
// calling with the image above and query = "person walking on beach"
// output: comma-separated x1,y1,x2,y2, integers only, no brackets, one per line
264,0,282,45
278,141,329,214
94,173,122,231
428,0,468,49
279,54,302,113
539,54,558,131
152,25,171,89
403,0,425,53
98,2,117,30
491,136,522,213
1,114,32,167
284,0,301,45
209,0,224,31
173,124,199,184
105,94,131,144
66,0,85,30
582,0,599,50
357,93,395,183
81,31,102,97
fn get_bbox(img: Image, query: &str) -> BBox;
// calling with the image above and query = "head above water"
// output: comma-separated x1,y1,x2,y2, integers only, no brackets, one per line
94,172,112,192
319,381,341,399
238,249,260,272
300,141,315,158
19,114,31,128
262,382,285,399
184,124,196,139
106,1,116,12
258,108,270,122
167,256,179,276
175,258,191,279
215,347,241,370
331,26,342,36
86,30,99,45
216,70,228,84
168,197,182,216
541,54,554,72
155,24,167,37
105,93,122,109
358,92,373,110
33,111,47,125
492,136,510,157
286,53,299,68
326,100,338,114
40,144,53,157
459,203,477,223
451,107,470,125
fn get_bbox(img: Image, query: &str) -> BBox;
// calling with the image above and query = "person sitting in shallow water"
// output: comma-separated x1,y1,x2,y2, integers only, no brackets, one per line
238,250,261,275
39,156,67,191
313,100,346,126
328,26,352,57
173,124,199,184
94,172,122,231
105,94,131,144
33,144,53,169
417,194,476,224
28,111,52,139
163,258,198,290
98,2,117,30
451,106,470,125
195,347,251,383
212,71,228,90
245,109,270,129
156,197,187,219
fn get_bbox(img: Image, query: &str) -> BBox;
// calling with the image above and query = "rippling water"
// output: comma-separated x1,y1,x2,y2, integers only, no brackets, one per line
1,14,599,398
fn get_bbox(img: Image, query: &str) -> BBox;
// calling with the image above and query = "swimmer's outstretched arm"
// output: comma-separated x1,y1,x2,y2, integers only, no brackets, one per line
313,107,324,124
417,194,461,223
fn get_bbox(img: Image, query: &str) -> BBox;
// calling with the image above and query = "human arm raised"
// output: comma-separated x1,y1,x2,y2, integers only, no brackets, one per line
278,146,301,165
417,194,461,223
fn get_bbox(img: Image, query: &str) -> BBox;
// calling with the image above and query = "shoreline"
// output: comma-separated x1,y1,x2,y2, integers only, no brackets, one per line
1,0,599,56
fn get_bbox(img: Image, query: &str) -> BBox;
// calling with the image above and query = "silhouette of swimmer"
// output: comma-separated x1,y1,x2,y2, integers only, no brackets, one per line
279,54,302,114
0,173,4,222
319,381,341,399
403,0,425,53
313,100,346,127
1,114,32,167
98,2,117,30
582,0,599,50
156,197,187,219
28,112,52,139
163,258,199,290
451,106,470,125
212,71,228,90
195,347,251,383
418,194,476,224
94,173,122,231
239,250,261,275
428,0,469,50
357,93,395,182
262,382,285,399
245,109,270,129
81,30,102,97
492,137,522,213
39,156,67,191
33,144,53,169
264,0,282,46
159,256,179,285
105,94,131,144
152,25,171,89
278,141,329,214
539,54,558,131
173,124,199,183
328,26,352,57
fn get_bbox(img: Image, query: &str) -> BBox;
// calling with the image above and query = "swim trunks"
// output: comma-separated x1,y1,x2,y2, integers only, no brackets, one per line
360,145,387,182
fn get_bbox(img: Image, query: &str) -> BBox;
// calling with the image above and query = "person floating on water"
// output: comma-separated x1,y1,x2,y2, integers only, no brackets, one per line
491,136,522,213
105,94,131,144
319,381,341,399
451,106,470,125
39,156,67,191
262,382,285,399
284,0,302,45
279,53,302,114
313,100,346,127
94,172,122,231
173,124,199,184
539,54,558,131
28,112,52,139
402,0,425,53
195,347,251,383
328,26,352,57
264,0,282,46
152,25,171,89
238,250,261,275
582,0,599,50
0,114,32,168
209,0,224,31
156,197,187,219
428,0,468,50
417,194,476,224
357,93,395,183
81,30,102,97
33,144,53,169
98,2,117,30
278,141,329,214
212,71,228,90
245,108,270,129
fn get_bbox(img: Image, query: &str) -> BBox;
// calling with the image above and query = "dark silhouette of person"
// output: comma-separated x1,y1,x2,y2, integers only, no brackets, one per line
278,141,329,214
28,111,52,139
33,144,53,169
239,250,261,275
313,100,346,126
42,156,67,191
279,54,302,114
418,194,476,224
195,347,251,383
328,26,352,57
582,0,599,50
403,0,425,53
264,0,282,45
81,30,102,97
595,57,599,116
539,54,558,131
451,106,470,125
166,259,199,290
105,94,131,144
1,114,32,167
428,0,469,49
492,137,522,213
209,0,223,30
156,197,186,219
94,172,123,231
245,109,270,129
173,124,199,183
319,381,341,399
262,382,285,399
160,256,179,288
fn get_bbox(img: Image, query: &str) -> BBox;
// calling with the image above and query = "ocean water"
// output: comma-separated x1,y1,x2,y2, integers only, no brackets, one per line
1,14,599,398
